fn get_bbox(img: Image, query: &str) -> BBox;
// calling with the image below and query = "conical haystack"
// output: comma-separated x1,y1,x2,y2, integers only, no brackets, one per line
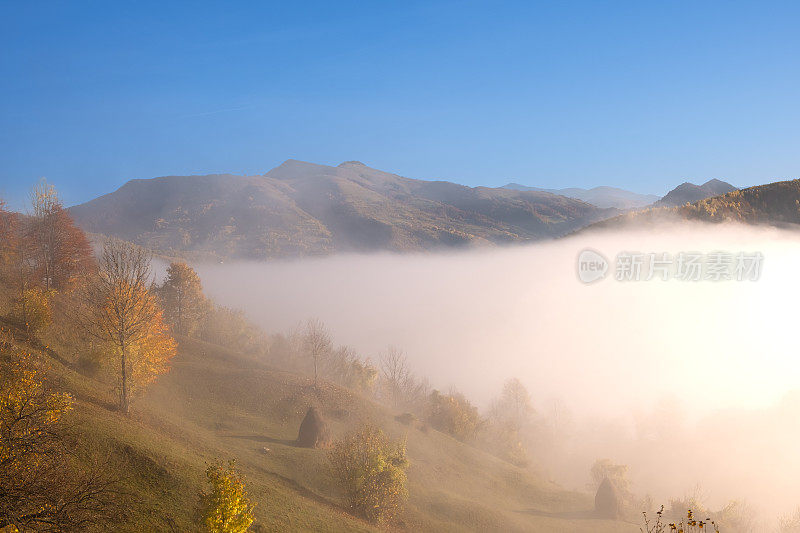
595,477,621,519
296,406,332,448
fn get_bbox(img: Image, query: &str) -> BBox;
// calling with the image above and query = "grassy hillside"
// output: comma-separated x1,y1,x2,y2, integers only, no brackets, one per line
68,160,617,260
12,329,638,532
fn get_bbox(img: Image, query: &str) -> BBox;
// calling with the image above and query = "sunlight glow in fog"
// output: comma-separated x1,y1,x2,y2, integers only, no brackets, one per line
197,223,799,417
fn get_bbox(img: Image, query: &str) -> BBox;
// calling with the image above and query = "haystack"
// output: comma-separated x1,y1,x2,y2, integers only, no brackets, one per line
594,477,621,519
296,406,332,448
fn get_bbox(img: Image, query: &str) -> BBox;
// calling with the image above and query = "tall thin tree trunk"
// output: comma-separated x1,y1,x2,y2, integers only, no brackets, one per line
120,337,129,414
177,294,183,336
314,355,319,390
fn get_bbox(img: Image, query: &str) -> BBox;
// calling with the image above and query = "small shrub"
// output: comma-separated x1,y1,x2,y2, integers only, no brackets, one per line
10,288,52,334
395,412,416,426
426,389,482,441
199,460,255,533
328,425,408,524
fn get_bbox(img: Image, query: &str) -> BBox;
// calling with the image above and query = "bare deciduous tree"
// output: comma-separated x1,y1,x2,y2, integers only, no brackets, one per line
379,346,429,410
303,318,332,388
380,346,409,409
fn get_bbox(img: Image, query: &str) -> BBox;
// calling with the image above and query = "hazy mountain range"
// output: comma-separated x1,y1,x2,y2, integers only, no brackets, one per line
502,184,660,209
69,158,770,260
503,178,738,209
69,159,617,260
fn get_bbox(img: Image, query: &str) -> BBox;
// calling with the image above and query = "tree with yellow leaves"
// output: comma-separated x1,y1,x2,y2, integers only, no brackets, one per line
9,287,52,335
199,460,255,533
158,262,210,336
81,240,176,414
0,339,120,531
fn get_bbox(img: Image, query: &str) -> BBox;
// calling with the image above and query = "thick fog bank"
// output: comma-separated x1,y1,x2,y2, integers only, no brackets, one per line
197,223,799,416
196,222,800,519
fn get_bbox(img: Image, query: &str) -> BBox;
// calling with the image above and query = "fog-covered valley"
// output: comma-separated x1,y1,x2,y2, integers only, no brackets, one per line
196,222,800,524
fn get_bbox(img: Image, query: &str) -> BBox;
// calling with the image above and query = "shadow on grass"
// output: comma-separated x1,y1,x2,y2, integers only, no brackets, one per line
223,434,298,447
519,508,641,528
78,393,119,413
517,508,598,519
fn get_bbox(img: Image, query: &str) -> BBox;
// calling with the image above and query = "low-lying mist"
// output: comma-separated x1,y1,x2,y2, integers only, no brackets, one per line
195,222,800,523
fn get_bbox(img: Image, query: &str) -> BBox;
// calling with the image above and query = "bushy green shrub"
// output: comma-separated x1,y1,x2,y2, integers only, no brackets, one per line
426,389,482,441
328,425,408,524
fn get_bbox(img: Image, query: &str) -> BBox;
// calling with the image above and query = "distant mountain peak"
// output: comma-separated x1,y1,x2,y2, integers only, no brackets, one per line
338,160,366,167
266,159,335,180
656,179,737,207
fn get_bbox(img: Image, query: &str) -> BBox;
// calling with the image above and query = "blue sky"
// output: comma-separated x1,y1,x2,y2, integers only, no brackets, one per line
2,1,800,208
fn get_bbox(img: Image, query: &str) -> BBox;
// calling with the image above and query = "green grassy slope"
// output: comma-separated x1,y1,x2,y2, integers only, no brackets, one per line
27,334,638,532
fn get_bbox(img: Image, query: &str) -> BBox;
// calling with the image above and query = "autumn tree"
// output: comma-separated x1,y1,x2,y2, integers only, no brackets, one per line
496,378,534,430
28,180,94,291
0,201,36,317
199,306,267,355
303,318,331,388
0,199,15,268
199,460,255,533
482,378,535,466
0,200,21,307
81,240,176,414
1,184,93,327
329,425,408,524
158,262,210,336
0,343,121,531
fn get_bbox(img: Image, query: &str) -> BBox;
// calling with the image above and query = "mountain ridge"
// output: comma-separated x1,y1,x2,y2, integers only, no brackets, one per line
501,183,659,209
69,160,618,260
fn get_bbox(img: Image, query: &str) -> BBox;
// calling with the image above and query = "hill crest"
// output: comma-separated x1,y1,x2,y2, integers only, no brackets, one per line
69,160,618,260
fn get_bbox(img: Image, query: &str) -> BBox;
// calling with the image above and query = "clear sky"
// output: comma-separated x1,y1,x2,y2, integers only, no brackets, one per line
2,1,800,208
